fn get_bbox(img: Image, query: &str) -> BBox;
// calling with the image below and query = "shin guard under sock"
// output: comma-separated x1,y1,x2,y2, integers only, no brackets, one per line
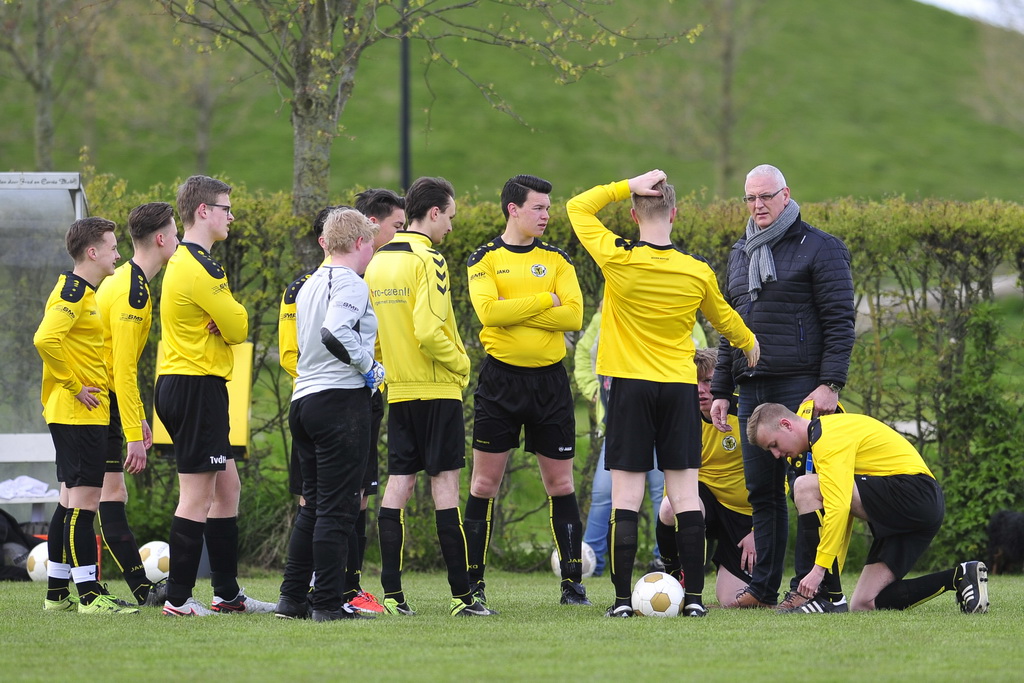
46,504,70,601
205,516,240,600
98,501,149,602
609,509,639,605
550,493,584,583
167,516,205,606
463,495,493,586
435,507,472,602
378,507,405,602
655,518,681,578
874,568,956,610
66,508,102,602
675,510,706,603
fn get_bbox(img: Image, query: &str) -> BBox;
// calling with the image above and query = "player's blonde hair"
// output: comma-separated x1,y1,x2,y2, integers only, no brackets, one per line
746,402,796,447
321,208,378,254
631,179,676,221
694,347,717,382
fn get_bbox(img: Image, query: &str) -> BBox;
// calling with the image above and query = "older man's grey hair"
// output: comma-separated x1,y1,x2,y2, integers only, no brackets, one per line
746,164,787,189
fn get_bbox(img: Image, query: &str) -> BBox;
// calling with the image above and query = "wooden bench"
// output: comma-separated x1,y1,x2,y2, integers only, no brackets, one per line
0,433,60,523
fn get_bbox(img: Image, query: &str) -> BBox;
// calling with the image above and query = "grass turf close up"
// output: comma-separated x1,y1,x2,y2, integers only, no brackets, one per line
2,570,1022,681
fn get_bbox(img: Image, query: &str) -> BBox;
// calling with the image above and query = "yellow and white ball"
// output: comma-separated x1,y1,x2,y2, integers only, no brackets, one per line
631,571,685,617
139,540,171,582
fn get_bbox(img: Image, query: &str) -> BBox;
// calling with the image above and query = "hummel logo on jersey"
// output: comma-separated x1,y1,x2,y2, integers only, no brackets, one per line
209,455,227,465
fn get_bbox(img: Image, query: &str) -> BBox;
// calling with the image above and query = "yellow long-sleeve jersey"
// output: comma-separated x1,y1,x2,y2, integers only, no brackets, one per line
810,413,935,570
365,231,469,402
96,260,152,442
157,242,248,379
567,180,755,384
699,411,751,515
33,272,110,425
278,265,318,380
467,236,583,367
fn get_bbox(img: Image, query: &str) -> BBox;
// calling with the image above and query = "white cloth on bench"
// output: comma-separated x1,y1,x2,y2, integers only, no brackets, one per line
0,476,59,500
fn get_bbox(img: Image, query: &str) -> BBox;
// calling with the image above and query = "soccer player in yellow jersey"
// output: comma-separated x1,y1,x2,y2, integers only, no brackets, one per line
464,174,587,608
749,403,989,614
155,175,275,617
95,202,178,607
366,176,494,617
33,217,138,614
568,169,759,618
656,349,755,607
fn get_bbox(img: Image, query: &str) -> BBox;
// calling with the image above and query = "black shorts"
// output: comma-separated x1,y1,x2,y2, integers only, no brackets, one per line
363,390,384,494
471,355,575,459
154,375,232,474
49,423,106,488
104,392,125,473
387,399,465,476
604,378,701,472
700,482,753,583
858,473,945,579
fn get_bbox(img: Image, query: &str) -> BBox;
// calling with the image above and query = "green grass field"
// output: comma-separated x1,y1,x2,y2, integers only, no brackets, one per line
3,570,1021,681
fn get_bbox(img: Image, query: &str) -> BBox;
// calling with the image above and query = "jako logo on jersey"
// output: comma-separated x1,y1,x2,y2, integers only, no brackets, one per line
209,455,227,465
496,268,511,275
558,445,572,452
723,435,738,452
531,264,547,277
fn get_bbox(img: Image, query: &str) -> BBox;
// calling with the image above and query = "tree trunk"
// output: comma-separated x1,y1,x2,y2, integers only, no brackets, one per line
33,0,54,171
290,90,335,220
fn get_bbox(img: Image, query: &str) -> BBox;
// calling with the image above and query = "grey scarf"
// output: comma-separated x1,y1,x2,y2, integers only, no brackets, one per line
744,198,800,301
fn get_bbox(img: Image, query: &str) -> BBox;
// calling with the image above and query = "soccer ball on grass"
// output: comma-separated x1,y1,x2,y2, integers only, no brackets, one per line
631,571,685,617
139,540,171,582
27,543,49,581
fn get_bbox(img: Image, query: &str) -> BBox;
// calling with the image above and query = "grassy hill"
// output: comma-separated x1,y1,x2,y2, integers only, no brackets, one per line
1,0,1022,203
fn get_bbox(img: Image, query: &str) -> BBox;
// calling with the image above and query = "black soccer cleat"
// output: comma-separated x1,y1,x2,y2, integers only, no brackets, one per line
560,580,592,606
955,561,989,614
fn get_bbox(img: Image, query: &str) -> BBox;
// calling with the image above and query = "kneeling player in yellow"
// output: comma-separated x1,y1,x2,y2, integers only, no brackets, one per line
748,403,988,614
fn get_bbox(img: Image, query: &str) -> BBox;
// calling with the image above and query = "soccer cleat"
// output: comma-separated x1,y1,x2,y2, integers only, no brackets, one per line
142,580,169,607
43,595,79,612
450,598,497,617
349,590,385,614
275,595,312,620
311,603,376,622
163,597,215,617
470,580,488,606
99,583,137,608
727,585,776,609
604,604,636,618
211,588,278,614
776,590,813,612
780,596,849,614
79,593,140,615
560,580,592,606
382,598,417,616
955,561,989,614
683,603,709,617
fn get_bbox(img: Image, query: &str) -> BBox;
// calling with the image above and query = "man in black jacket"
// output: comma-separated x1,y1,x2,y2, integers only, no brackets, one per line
709,164,855,610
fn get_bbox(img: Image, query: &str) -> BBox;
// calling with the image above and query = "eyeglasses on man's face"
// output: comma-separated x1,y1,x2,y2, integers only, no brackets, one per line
741,188,785,204
207,203,233,215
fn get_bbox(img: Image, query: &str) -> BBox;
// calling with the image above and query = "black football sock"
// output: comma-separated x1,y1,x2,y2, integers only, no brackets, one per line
822,559,845,603
167,516,205,607
550,493,584,583
280,504,315,602
655,518,681,579
66,508,102,603
609,509,639,607
343,509,366,601
378,507,406,603
874,568,956,610
463,494,493,587
675,510,706,604
205,516,240,600
46,504,71,601
98,501,149,603
794,511,821,592
436,507,472,603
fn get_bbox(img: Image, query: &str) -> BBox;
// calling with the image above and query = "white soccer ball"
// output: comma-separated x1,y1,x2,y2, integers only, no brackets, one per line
139,540,171,582
26,543,49,582
631,571,685,617
549,541,596,579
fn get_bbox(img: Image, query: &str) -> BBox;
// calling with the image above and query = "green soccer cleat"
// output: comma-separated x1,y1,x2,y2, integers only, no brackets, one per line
43,595,79,612
78,593,140,615
382,598,417,616
450,598,497,617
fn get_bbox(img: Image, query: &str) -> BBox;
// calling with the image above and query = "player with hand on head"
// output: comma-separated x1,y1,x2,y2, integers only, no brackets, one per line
95,202,179,607
464,174,587,608
747,403,989,615
568,169,758,618
34,217,138,614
